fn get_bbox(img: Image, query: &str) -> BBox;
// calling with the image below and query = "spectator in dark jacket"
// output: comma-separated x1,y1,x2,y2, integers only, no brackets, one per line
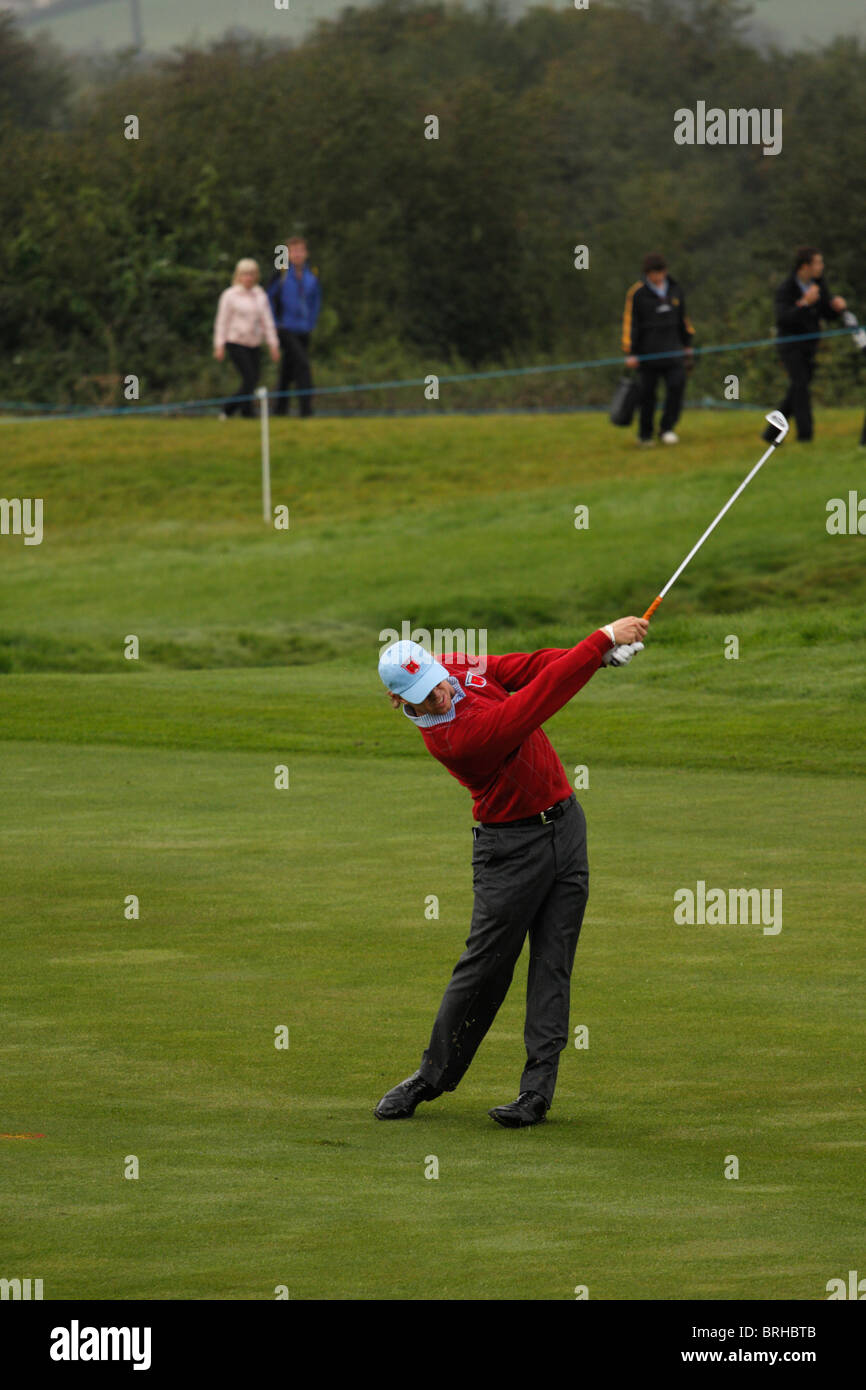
763,246,847,443
267,237,321,418
622,252,694,446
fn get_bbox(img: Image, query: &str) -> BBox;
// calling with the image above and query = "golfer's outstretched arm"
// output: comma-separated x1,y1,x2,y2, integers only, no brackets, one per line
468,618,646,770
478,649,573,691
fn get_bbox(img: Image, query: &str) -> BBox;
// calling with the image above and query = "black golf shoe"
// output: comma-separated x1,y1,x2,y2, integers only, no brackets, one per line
488,1091,549,1128
374,1070,443,1120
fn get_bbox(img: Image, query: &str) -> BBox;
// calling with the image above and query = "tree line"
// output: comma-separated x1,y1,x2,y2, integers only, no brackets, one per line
0,0,864,409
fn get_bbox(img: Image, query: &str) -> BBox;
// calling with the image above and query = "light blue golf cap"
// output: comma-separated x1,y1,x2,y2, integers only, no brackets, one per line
378,639,450,705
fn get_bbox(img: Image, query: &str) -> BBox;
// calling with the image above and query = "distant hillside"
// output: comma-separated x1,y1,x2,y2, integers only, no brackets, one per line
18,0,866,54
19,0,330,51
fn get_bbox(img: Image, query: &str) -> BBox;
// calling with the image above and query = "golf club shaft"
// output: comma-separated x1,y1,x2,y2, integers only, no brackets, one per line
642,432,784,622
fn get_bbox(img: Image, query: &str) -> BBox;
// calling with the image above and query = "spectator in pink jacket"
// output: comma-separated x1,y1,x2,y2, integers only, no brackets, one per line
213,259,280,418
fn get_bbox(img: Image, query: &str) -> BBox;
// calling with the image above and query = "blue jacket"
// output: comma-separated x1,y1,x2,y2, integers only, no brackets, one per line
267,266,321,334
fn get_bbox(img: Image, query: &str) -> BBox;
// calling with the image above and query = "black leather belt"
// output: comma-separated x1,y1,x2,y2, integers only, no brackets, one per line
480,795,573,830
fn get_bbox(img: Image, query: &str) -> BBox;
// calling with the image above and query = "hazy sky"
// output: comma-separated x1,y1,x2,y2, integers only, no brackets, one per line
25,0,866,54
749,0,866,46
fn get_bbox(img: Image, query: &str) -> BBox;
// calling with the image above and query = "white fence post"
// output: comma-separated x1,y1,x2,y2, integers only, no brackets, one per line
257,386,271,524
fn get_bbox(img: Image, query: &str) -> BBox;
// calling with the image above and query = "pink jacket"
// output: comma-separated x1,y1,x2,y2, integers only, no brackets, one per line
214,285,279,351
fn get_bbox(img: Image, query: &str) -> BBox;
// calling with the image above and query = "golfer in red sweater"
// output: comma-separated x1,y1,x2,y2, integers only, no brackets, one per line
375,615,648,1127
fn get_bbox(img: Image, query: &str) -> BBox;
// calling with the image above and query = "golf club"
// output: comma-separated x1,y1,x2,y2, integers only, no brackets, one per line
642,410,790,621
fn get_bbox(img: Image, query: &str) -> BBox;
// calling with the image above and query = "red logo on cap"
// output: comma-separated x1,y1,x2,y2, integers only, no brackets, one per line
403,659,420,674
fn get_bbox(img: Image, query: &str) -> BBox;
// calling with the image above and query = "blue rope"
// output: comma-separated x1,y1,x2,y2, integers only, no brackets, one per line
0,326,860,420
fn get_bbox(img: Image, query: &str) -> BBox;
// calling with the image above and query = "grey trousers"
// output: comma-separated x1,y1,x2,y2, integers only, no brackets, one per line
418,795,589,1107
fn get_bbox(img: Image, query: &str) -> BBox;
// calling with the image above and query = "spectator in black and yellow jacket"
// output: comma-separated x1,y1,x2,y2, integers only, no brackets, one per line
622,252,694,446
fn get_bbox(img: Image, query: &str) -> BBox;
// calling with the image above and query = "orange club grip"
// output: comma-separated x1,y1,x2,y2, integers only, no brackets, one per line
642,596,664,621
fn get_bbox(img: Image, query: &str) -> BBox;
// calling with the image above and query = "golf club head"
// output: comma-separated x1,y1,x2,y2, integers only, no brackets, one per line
765,410,789,444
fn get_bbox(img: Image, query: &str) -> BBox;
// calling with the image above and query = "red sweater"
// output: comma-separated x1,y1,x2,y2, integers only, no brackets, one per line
413,630,612,823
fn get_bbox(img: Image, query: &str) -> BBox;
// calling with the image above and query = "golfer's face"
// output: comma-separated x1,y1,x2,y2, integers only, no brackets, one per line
414,680,453,716
809,255,824,279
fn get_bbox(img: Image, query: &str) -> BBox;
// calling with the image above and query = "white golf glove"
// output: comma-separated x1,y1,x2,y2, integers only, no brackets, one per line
602,641,645,667
842,310,866,351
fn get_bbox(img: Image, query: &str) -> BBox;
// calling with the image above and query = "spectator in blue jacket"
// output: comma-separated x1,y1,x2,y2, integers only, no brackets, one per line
267,237,321,417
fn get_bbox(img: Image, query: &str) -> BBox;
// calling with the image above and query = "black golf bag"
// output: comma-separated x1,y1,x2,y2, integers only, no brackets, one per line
610,374,640,427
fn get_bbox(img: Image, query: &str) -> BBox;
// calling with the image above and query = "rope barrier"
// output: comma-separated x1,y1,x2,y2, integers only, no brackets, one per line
0,325,860,421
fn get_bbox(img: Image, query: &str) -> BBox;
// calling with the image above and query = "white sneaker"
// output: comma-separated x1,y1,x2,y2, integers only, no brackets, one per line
637,437,656,447
661,431,679,444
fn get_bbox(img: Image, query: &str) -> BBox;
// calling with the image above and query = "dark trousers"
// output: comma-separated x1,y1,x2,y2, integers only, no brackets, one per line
275,329,313,416
418,795,589,1108
776,347,816,441
225,342,261,417
638,361,686,439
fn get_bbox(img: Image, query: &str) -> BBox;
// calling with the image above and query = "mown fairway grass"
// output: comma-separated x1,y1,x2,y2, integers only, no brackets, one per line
1,411,864,1299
